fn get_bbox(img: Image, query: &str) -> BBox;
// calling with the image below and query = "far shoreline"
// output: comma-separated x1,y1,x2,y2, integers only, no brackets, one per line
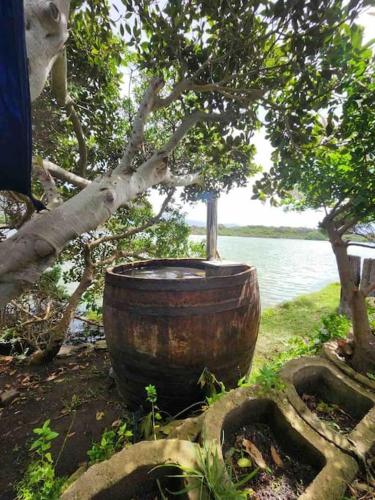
189,224,327,241
189,224,365,242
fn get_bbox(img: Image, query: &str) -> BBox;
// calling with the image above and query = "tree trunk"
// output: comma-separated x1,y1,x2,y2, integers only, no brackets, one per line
29,261,94,364
327,222,375,373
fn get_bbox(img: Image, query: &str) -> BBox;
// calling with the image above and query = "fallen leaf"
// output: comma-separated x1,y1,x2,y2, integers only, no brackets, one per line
111,419,122,428
242,439,267,469
46,373,59,382
67,432,76,438
0,356,13,364
96,411,104,421
270,446,283,467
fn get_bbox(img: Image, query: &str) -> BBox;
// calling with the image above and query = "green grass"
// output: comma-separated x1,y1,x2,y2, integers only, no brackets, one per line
253,283,340,371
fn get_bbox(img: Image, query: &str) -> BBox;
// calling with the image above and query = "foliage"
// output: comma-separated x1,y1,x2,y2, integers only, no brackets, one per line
16,421,64,500
140,385,162,440
0,265,68,354
251,21,374,365
240,313,350,393
87,422,133,464
198,368,226,406
164,441,258,499
253,20,375,213
120,0,369,197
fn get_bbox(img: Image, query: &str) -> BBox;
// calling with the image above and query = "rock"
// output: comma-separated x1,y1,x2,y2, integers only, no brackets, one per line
0,388,19,406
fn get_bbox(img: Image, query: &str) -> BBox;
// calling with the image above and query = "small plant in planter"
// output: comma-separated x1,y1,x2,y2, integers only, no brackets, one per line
166,441,258,499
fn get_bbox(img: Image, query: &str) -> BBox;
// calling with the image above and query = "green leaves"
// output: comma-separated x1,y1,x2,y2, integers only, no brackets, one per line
87,421,133,465
17,421,64,500
30,420,59,457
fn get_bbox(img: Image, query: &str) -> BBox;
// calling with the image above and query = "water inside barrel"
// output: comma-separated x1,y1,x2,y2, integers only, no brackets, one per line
123,266,206,279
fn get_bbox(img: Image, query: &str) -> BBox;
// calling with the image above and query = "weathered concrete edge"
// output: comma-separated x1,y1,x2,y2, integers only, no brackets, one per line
201,386,358,500
323,341,375,391
280,356,375,458
61,439,204,500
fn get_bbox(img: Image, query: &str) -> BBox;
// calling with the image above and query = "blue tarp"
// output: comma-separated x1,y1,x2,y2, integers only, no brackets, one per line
0,0,43,209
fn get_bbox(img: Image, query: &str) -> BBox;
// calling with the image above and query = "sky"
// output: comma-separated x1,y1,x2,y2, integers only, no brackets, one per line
116,2,375,228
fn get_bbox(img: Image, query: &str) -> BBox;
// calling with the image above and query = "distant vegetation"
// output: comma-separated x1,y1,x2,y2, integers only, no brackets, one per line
190,224,327,241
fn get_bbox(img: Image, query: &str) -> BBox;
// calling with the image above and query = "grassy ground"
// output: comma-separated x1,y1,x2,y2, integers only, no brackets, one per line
253,283,340,371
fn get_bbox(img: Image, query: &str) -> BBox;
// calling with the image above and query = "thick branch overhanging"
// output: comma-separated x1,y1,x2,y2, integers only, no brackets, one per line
0,77,214,305
118,77,164,175
36,159,91,189
33,161,62,208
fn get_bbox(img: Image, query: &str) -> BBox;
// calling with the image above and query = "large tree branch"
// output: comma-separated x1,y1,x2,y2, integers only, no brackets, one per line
347,242,375,250
51,50,88,175
164,172,202,187
154,79,264,109
117,77,164,175
26,0,70,101
158,110,235,163
338,217,359,236
33,161,63,208
35,159,91,189
0,91,229,305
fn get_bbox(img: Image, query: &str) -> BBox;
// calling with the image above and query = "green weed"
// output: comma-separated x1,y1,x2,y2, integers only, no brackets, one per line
87,422,133,465
140,385,162,440
240,313,350,394
198,368,227,406
16,420,65,500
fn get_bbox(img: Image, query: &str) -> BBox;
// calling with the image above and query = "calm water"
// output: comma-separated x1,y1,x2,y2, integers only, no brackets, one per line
191,235,374,308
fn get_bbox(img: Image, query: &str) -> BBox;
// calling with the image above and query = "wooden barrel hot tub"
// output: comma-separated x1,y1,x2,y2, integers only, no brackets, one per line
103,259,260,411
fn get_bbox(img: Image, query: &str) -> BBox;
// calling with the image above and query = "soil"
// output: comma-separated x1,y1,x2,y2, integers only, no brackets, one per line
225,422,318,499
0,346,129,500
302,393,356,434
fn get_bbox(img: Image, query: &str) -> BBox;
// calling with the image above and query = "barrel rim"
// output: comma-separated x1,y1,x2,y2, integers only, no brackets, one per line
105,258,256,291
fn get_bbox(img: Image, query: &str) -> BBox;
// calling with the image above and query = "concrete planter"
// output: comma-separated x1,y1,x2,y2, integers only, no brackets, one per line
280,356,375,459
61,439,205,500
323,340,375,391
201,387,357,500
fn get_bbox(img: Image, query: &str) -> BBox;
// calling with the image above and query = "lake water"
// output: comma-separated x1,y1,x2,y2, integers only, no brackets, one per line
191,235,374,308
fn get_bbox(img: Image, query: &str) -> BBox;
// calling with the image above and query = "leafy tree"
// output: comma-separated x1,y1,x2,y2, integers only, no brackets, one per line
253,26,375,372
